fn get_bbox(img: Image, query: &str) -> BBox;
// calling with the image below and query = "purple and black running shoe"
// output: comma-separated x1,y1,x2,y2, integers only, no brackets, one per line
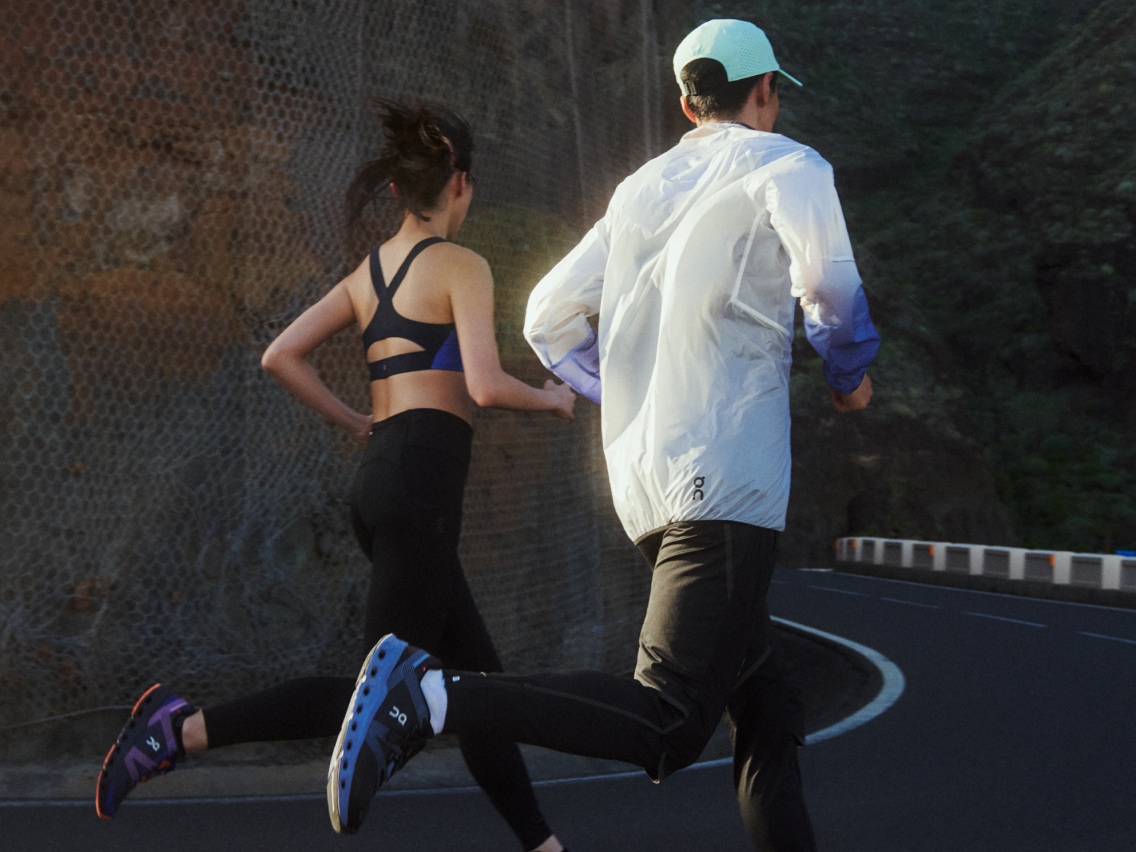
95,683,196,819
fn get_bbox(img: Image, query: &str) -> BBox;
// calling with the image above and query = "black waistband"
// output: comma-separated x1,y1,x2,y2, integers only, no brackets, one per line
368,407,473,441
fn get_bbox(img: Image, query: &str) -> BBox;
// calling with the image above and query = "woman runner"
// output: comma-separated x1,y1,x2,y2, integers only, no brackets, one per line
95,99,573,852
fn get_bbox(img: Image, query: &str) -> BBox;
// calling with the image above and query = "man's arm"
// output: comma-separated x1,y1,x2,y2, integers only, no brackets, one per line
765,152,880,402
523,218,610,404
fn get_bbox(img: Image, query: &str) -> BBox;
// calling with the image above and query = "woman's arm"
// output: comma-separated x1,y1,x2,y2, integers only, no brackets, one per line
261,279,373,442
450,251,576,421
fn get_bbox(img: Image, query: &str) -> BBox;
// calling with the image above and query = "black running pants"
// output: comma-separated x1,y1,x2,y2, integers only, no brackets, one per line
443,520,816,852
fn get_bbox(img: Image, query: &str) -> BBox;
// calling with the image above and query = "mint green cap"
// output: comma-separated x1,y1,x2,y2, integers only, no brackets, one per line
673,19,802,95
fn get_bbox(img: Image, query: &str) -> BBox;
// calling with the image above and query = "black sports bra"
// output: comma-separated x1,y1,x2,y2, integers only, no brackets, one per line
361,237,464,380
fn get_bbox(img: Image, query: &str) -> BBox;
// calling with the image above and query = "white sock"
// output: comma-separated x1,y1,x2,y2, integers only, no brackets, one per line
419,668,448,735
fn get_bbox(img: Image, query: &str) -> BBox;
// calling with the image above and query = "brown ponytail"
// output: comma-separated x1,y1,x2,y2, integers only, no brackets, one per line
346,99,474,226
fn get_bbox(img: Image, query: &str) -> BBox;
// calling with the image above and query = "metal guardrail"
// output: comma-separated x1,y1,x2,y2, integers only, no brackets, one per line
834,537,1136,595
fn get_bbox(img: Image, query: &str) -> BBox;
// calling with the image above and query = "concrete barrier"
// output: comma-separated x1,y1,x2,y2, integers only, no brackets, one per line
834,537,1136,607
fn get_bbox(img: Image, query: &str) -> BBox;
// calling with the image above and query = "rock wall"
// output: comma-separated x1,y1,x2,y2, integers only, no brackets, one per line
0,0,665,725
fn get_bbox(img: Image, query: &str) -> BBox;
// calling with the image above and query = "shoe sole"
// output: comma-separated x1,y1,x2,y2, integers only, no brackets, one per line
95,683,163,820
327,633,406,834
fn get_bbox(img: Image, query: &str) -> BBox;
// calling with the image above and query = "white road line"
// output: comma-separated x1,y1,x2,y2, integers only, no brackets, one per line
1079,631,1136,646
808,586,869,597
816,570,1136,613
963,611,1047,628
879,597,941,609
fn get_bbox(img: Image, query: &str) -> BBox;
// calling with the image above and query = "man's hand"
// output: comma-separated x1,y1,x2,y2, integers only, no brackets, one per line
830,373,872,412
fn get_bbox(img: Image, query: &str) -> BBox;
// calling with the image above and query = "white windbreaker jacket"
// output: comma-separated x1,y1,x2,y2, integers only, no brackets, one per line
525,122,880,542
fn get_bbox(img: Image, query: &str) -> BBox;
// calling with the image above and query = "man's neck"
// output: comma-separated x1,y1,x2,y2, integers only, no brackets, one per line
703,117,755,130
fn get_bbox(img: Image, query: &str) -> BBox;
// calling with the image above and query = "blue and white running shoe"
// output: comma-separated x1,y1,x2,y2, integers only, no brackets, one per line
327,634,439,834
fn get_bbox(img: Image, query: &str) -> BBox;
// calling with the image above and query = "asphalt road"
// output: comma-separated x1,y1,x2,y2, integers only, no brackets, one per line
775,568,1136,852
4,567,1134,851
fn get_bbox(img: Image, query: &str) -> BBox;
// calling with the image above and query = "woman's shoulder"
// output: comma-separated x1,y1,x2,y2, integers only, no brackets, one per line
435,239,487,264
427,240,491,282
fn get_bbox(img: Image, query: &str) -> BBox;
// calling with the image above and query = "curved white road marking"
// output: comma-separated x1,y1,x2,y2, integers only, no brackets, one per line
773,617,906,746
680,616,906,772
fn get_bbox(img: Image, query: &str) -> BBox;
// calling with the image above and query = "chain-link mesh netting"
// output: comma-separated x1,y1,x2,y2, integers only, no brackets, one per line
1,0,682,729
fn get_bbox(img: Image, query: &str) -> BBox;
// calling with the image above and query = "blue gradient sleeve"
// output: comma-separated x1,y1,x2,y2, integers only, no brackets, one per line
804,286,880,394
547,327,601,403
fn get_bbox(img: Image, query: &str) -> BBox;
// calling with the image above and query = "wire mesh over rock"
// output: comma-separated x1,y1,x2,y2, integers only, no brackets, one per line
0,0,680,729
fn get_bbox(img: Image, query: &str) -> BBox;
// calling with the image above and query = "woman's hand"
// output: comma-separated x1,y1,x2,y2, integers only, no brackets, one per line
348,411,373,445
262,279,370,437
545,379,577,421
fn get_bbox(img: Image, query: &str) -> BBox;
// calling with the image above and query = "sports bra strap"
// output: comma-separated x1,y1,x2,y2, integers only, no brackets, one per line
368,350,436,381
372,236,448,299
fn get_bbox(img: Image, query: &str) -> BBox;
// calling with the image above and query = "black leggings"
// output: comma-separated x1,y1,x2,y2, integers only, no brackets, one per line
204,409,552,850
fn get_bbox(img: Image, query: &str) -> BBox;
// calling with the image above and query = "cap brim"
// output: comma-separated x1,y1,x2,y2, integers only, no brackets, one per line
777,68,803,87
